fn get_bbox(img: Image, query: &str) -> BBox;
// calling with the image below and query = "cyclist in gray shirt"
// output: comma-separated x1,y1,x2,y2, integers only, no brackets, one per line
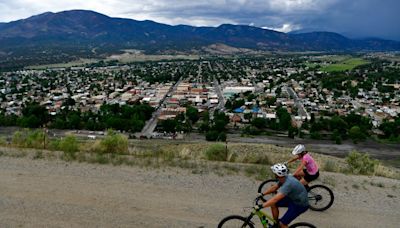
256,163,309,228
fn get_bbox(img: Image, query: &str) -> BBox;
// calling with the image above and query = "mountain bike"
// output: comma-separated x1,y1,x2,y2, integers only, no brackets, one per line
258,178,334,211
218,197,316,228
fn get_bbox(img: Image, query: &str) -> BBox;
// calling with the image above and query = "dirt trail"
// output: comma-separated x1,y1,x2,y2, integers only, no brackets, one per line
0,157,399,228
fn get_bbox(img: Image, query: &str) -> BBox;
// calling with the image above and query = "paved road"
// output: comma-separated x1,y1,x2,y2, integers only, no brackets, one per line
139,78,182,137
286,86,309,119
185,132,400,167
213,76,225,111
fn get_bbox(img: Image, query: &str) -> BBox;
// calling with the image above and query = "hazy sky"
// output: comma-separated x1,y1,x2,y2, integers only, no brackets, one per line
0,0,399,40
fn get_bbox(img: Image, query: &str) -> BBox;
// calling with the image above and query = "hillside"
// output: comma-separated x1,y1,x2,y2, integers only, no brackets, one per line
0,156,399,227
0,10,400,68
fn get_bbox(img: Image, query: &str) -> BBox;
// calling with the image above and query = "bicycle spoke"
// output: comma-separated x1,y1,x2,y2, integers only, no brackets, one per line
308,185,334,211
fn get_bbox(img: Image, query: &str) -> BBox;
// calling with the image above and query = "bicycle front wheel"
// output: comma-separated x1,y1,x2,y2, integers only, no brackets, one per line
218,215,254,228
308,184,334,211
289,222,317,228
257,179,278,202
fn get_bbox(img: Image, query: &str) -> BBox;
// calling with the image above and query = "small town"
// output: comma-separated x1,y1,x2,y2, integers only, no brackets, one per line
0,54,399,143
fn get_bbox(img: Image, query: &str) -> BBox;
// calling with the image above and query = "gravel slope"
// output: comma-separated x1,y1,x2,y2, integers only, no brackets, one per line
0,157,399,228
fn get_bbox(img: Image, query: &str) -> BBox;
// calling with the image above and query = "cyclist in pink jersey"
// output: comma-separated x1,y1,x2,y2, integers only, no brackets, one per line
286,144,319,185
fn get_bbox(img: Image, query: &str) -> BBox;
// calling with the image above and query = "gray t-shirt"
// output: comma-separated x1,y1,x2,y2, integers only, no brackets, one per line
278,175,309,207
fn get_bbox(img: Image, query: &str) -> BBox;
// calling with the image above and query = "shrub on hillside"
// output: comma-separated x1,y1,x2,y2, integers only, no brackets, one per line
323,160,337,172
12,129,46,149
242,153,271,165
48,139,61,151
99,130,128,154
205,144,227,161
12,131,25,147
346,151,378,175
26,130,46,148
59,135,79,156
0,137,7,146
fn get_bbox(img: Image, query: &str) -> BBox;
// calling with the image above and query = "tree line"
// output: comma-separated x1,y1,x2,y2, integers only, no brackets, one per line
0,103,154,133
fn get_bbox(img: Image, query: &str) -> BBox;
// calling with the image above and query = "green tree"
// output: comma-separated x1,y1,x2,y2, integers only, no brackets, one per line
213,119,227,132
251,118,267,129
67,113,82,129
225,100,232,110
51,117,66,129
162,119,177,133
331,129,342,144
276,108,291,130
205,130,219,141
265,97,277,106
330,116,348,138
186,106,199,123
205,130,226,141
288,126,297,138
17,115,41,128
244,113,252,121
379,118,400,139
21,103,49,126
348,126,366,144
310,131,322,140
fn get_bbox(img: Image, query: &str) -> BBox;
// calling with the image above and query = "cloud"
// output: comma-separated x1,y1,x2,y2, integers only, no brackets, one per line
262,24,302,33
0,0,399,40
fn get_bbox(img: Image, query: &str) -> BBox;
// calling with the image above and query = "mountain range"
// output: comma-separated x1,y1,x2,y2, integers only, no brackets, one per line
0,10,399,68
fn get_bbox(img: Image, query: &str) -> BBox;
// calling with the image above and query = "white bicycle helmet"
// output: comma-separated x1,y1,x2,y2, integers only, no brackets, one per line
292,144,305,155
271,163,288,177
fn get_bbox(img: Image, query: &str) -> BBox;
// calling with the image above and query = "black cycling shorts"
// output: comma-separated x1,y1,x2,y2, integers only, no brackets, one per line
303,169,319,183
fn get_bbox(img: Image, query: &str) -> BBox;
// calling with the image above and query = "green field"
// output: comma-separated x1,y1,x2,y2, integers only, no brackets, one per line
321,57,370,72
106,51,200,63
26,53,201,69
27,58,100,70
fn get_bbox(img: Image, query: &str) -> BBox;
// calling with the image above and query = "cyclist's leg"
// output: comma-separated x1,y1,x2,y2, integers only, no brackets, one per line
299,177,309,185
279,200,309,227
273,196,291,224
271,205,279,222
303,170,319,185
294,169,305,180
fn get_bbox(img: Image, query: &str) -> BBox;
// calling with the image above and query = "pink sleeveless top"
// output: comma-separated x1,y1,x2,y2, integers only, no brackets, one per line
301,153,318,175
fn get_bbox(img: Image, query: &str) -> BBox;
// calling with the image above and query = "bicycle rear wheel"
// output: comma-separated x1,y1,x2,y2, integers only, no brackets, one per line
289,222,316,228
218,215,254,228
308,184,334,211
257,179,278,202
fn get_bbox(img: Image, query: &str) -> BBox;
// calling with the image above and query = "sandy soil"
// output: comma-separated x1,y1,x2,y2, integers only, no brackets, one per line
0,157,399,228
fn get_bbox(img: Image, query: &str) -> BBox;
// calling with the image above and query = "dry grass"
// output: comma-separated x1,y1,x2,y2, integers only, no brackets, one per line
0,140,399,180
375,164,400,179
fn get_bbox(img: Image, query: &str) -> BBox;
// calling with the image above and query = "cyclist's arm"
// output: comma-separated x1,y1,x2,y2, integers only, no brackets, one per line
262,183,280,195
294,161,305,176
286,156,299,164
262,192,285,208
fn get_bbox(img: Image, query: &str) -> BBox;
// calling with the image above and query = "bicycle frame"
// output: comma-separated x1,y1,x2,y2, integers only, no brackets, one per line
247,208,277,228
